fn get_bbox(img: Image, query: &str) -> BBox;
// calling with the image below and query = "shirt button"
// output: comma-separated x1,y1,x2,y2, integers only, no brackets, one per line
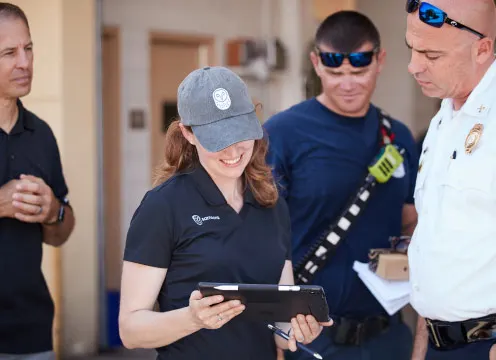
10,154,14,160
413,284,420,292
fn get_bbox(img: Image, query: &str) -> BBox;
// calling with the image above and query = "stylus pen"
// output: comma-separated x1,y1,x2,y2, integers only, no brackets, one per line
267,324,323,360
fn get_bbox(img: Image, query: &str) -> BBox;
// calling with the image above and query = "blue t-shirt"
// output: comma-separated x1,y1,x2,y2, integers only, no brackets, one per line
264,98,418,319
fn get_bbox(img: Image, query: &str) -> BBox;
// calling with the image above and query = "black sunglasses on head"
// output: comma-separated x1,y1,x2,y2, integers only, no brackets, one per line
316,47,379,68
406,0,485,39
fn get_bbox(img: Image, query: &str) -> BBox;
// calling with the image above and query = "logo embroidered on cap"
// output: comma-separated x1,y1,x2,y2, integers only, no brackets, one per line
212,88,231,110
192,215,220,226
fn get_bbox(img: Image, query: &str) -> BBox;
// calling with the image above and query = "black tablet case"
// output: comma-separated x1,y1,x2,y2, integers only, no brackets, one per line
198,283,330,323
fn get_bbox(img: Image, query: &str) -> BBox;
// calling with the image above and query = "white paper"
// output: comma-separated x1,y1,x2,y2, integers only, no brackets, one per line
353,261,411,316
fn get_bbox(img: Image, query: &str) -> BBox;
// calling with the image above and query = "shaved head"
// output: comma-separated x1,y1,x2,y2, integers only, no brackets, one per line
432,0,496,42
406,0,496,108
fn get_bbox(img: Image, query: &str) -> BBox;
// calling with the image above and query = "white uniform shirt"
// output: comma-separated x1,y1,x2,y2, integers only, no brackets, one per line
409,59,496,322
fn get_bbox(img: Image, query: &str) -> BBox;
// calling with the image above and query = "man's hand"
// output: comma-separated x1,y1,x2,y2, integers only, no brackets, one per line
12,174,59,224
0,179,22,218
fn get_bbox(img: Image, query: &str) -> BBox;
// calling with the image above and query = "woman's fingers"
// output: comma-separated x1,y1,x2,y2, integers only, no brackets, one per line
189,290,246,329
296,315,313,343
198,294,224,308
305,315,323,339
288,332,298,352
211,304,246,326
205,299,243,319
189,290,203,301
291,317,305,343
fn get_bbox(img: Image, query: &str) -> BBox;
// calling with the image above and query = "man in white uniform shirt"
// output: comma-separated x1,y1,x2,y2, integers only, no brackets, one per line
405,0,496,359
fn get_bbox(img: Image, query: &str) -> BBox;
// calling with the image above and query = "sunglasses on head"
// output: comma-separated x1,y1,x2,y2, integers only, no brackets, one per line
406,0,485,39
316,47,379,68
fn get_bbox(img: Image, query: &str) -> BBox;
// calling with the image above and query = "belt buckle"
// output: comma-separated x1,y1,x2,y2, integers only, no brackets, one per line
465,319,496,343
426,318,442,348
426,315,496,350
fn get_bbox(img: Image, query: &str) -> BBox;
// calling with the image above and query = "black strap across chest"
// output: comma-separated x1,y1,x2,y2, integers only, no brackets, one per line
293,109,397,285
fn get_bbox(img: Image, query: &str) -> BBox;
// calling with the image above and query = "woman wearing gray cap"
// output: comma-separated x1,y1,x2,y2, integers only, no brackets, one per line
118,66,331,359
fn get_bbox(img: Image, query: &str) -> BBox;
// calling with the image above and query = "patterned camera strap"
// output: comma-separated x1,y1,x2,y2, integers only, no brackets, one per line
294,109,395,285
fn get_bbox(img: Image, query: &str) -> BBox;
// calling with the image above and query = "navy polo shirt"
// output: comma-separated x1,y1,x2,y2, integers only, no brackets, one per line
124,165,291,360
264,98,418,319
0,100,68,354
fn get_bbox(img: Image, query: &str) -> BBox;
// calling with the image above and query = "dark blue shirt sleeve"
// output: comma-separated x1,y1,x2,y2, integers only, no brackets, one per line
263,126,290,199
123,190,175,269
278,197,292,261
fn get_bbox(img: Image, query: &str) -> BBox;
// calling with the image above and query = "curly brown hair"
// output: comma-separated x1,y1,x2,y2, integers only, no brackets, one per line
153,120,279,208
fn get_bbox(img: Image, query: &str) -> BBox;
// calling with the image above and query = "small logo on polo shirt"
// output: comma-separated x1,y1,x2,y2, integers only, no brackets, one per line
192,215,220,226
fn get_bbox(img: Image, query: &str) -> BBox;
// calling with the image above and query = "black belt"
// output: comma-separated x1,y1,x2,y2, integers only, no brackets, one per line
426,314,496,350
329,315,393,346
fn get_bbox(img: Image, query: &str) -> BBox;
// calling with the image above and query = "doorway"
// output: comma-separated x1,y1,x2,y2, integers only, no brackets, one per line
149,33,214,180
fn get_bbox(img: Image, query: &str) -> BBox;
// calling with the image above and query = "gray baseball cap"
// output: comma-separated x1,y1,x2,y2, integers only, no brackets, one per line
177,66,263,153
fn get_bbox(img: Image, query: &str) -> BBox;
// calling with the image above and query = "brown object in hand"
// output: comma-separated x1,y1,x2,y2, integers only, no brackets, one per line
369,249,409,281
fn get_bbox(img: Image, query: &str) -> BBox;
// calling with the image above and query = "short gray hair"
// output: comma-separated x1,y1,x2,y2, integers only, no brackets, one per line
0,2,29,30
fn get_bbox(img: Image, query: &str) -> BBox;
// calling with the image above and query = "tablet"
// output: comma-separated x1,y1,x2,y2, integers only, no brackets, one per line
197,282,331,323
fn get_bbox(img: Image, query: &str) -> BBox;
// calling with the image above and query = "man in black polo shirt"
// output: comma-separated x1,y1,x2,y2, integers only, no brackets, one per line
0,3,75,359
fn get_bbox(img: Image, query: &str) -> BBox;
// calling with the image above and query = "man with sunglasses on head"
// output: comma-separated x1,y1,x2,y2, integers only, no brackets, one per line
405,0,496,360
264,11,419,360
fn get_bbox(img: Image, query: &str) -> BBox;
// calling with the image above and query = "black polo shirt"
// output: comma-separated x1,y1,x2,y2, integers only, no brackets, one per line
124,165,291,360
0,100,68,354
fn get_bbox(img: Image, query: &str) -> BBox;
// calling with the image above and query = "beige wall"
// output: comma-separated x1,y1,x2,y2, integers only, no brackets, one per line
60,1,99,356
10,0,99,357
312,0,356,20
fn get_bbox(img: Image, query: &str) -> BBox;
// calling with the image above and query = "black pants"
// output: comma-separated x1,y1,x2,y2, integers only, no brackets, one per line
426,340,495,360
285,321,412,360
